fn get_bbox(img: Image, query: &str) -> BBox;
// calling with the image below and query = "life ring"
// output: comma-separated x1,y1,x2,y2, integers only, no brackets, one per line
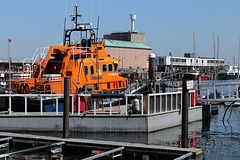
20,82,31,94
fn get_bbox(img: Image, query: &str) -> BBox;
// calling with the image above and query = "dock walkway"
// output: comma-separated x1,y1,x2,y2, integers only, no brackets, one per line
0,132,202,159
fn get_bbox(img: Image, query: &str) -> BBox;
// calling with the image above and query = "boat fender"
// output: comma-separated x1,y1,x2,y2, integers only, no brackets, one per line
132,98,140,113
20,82,31,94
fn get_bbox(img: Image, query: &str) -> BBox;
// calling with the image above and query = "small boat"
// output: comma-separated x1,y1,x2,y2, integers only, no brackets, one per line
9,5,128,94
218,65,240,80
186,69,209,81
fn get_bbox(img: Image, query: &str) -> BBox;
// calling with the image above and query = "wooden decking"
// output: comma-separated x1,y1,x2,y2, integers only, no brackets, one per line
0,132,202,159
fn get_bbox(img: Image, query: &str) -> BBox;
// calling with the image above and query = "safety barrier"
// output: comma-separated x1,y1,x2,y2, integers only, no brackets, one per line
0,90,198,116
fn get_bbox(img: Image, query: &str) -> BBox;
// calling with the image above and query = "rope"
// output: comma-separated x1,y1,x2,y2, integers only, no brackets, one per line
222,101,235,121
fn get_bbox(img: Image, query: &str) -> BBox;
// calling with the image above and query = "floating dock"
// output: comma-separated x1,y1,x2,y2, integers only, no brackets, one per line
0,132,202,159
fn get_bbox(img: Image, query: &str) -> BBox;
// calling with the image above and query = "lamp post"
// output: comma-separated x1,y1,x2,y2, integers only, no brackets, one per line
8,37,12,93
169,52,173,82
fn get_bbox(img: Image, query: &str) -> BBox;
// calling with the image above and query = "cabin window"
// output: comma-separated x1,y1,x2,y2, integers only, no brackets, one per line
84,66,88,75
114,63,118,71
108,64,113,72
102,64,107,72
90,65,94,75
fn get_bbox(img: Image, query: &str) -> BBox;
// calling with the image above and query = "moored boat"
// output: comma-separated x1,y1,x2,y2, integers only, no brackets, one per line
9,5,128,94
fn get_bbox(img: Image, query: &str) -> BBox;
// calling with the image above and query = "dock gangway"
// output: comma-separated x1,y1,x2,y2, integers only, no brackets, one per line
197,81,240,103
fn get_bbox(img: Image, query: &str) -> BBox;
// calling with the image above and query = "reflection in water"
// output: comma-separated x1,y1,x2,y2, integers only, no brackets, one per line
10,105,240,159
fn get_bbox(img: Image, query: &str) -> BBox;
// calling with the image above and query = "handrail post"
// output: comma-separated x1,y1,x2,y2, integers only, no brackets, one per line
125,95,128,115
71,95,74,115
110,98,112,115
78,95,80,115
25,96,27,115
9,95,11,115
56,97,59,115
40,96,43,115
141,95,143,115
94,98,96,115
147,95,150,115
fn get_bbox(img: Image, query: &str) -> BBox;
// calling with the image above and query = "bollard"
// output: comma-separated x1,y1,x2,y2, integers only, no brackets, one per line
181,75,189,148
63,77,70,138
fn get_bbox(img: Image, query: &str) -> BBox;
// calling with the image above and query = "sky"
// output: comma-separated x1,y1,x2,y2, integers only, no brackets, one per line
1,0,240,65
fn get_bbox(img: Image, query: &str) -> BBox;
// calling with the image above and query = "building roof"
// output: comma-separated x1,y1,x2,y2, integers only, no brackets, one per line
104,39,152,50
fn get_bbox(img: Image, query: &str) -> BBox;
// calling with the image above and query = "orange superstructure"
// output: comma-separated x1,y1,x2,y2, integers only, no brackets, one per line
10,6,128,94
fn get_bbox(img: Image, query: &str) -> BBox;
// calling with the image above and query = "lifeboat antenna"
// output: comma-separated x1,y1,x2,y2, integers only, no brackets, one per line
96,0,101,39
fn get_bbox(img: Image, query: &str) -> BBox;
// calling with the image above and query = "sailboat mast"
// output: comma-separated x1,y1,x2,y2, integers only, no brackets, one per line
213,31,216,80
238,36,240,80
193,32,196,81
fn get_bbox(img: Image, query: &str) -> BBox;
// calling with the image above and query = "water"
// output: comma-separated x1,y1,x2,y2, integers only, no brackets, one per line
2,80,240,159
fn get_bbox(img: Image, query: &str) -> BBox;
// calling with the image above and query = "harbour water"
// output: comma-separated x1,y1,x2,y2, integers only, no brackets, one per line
1,80,240,159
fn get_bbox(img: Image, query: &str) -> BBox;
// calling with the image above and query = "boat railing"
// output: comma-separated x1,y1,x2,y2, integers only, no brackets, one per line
71,47,91,60
23,47,49,75
0,91,198,116
147,90,197,114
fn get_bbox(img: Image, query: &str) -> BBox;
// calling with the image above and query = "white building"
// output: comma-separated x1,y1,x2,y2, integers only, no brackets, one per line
155,53,225,72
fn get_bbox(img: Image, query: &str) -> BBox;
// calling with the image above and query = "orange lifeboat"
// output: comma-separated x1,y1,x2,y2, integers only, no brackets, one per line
10,5,128,94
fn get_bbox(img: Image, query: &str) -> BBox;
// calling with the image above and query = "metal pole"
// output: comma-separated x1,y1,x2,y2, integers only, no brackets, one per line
63,77,70,138
181,74,188,148
8,37,11,94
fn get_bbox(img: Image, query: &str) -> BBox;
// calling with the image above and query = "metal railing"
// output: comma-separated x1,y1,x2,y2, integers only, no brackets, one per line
197,81,240,102
0,90,198,116
83,147,124,160
23,47,49,75
147,90,197,114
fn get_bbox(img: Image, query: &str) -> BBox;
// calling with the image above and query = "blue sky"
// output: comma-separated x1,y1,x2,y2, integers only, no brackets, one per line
1,0,240,65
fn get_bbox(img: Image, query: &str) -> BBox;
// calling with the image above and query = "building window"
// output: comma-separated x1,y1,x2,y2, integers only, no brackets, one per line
90,65,94,75
102,64,107,72
84,66,88,75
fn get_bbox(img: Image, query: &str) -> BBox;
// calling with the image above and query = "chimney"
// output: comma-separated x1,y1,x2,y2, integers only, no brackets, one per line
130,14,136,32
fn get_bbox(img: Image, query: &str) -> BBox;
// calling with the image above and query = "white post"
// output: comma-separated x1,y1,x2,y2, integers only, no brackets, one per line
40,96,43,115
78,95,80,115
94,99,96,115
176,93,178,110
147,95,150,114
56,97,59,115
25,96,27,115
165,95,167,111
72,95,74,115
125,96,128,115
110,98,112,115
170,94,173,111
160,95,162,112
141,95,143,115
154,95,156,113
189,92,192,108
8,96,11,115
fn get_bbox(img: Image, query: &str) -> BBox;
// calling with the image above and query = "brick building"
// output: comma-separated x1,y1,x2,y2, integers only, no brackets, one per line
104,31,152,69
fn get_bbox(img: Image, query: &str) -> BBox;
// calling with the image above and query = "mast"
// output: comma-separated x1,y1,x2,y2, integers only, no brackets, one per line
193,32,196,81
213,31,216,80
238,36,240,80
217,36,219,80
